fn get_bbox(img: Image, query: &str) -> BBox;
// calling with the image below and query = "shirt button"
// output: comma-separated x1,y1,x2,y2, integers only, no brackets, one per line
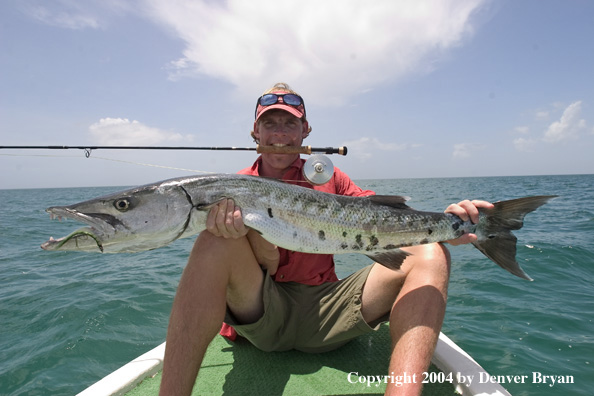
279,275,285,279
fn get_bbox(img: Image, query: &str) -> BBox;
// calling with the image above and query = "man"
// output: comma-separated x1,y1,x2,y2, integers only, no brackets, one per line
160,83,491,396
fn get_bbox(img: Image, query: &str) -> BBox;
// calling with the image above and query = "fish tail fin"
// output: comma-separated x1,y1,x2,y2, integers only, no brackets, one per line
472,195,557,281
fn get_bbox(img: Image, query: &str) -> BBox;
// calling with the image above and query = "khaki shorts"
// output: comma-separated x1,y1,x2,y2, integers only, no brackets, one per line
224,264,389,353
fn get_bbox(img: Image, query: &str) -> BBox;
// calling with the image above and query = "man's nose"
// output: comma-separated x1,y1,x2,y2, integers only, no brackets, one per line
272,125,288,134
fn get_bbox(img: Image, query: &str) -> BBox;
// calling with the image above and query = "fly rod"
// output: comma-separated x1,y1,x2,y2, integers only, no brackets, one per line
0,145,347,157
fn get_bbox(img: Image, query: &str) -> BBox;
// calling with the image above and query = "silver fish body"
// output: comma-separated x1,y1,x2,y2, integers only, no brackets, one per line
41,173,556,280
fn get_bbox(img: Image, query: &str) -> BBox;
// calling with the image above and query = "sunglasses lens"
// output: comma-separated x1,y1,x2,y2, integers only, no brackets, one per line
259,94,278,106
259,94,303,107
283,94,302,106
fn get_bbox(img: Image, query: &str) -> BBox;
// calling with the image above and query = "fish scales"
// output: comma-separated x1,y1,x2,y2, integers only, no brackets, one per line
187,176,462,256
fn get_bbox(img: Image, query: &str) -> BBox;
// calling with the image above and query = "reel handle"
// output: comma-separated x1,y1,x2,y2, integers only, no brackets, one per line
303,155,334,185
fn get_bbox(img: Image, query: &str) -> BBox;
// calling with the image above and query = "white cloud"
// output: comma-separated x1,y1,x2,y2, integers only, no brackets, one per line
144,0,487,104
342,137,410,160
89,117,192,145
513,137,536,152
452,143,485,159
22,0,487,103
543,101,586,143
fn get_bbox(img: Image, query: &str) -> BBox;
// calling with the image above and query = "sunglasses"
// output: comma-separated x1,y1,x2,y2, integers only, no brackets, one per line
255,93,306,119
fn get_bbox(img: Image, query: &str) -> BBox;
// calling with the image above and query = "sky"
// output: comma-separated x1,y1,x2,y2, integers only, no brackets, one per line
1,0,593,189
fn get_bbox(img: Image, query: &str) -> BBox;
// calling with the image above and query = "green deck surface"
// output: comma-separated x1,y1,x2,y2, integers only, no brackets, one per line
127,325,457,395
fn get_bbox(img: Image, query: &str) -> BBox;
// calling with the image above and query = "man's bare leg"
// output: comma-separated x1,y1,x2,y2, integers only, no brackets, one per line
159,231,265,395
361,243,451,396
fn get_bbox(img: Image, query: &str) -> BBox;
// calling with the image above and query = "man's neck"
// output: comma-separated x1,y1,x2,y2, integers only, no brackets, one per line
258,155,300,179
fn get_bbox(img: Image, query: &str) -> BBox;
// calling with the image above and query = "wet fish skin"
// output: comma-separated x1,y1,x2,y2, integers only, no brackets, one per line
41,173,556,280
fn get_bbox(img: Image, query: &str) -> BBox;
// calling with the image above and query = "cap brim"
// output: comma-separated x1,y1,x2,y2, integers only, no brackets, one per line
256,104,304,121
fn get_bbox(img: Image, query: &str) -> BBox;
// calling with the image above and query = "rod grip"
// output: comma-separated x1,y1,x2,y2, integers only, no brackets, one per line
256,145,313,154
256,145,347,156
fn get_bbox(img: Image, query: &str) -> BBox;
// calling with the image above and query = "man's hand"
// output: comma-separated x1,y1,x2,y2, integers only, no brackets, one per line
445,199,494,246
206,199,249,239
206,199,279,274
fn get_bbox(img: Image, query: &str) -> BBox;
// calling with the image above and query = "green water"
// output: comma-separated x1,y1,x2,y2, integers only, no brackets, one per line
1,174,592,395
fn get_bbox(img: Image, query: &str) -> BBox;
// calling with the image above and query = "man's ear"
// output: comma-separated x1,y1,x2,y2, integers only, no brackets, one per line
301,121,310,139
253,121,260,142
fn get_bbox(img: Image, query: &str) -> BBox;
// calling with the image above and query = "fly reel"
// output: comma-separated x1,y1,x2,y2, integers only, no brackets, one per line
303,154,334,185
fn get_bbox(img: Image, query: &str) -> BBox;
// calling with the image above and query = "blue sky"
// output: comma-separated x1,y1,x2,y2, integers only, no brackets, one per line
1,0,593,189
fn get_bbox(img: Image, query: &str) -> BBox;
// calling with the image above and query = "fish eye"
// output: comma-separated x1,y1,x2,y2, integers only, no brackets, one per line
114,198,131,212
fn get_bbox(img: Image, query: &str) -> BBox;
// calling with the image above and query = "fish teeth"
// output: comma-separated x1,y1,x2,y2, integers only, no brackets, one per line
49,213,63,221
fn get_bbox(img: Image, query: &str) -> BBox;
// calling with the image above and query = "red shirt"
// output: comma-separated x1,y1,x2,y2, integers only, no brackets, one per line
220,156,375,339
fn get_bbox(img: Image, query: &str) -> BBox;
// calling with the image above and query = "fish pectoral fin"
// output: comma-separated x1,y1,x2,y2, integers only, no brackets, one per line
195,198,228,211
366,249,411,271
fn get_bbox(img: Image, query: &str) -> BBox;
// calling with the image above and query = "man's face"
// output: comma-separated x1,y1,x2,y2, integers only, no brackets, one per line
253,109,308,146
253,109,309,175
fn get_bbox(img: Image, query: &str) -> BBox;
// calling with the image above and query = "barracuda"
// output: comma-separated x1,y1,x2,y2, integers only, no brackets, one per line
41,173,556,280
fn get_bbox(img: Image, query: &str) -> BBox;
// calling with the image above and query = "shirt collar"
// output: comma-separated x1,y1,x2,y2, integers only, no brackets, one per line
251,156,306,182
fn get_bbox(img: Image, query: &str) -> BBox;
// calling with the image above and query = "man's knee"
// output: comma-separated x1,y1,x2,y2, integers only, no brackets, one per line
400,243,451,282
425,243,451,268
191,231,252,261
185,231,259,287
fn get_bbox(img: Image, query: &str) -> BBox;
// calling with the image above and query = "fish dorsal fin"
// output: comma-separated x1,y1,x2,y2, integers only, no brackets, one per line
368,195,411,209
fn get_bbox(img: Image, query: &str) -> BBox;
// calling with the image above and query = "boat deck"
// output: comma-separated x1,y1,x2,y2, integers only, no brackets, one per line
79,324,510,395
127,325,456,395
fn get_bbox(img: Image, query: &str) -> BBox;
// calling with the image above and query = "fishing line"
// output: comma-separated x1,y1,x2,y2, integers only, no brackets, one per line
2,152,311,183
87,155,214,174
88,155,327,186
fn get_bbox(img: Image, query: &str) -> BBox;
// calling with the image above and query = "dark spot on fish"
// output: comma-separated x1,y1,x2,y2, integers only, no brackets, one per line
293,231,298,238
369,235,379,246
383,244,397,250
452,222,460,231
355,234,363,247
427,229,433,235
318,230,326,241
488,234,496,239
267,208,273,218
420,238,429,245
340,242,348,249
342,231,348,237
351,244,361,251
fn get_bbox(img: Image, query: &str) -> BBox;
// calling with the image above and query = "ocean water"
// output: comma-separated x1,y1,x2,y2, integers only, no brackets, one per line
1,174,592,396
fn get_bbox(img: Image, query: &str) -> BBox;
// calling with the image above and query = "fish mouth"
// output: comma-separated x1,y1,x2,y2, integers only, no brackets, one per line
41,207,115,252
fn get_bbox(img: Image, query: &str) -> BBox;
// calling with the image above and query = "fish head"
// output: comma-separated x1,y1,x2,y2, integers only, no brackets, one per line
41,181,194,253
